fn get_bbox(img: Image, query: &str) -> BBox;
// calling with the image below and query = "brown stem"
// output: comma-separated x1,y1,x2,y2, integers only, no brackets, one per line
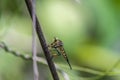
24,0,59,80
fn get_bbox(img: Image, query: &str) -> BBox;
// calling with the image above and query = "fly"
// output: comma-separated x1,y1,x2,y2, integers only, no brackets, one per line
48,37,72,70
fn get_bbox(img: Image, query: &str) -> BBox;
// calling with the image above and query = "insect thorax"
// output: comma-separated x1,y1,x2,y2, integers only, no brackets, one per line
51,39,63,48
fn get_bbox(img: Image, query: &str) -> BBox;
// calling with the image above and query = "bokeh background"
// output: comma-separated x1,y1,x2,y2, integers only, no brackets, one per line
0,0,120,80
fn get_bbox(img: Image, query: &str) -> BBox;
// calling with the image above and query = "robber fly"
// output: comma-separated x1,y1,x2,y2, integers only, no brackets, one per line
48,37,72,69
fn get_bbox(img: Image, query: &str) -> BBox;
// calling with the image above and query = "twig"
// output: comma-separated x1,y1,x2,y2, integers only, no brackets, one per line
31,0,39,80
91,58,120,80
24,0,59,80
0,41,69,80
83,58,120,79
1,42,120,79
0,42,69,79
0,42,32,60
2,42,120,79
104,58,120,75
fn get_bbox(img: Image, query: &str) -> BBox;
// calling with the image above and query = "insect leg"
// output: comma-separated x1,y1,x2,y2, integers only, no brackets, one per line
54,48,61,56
49,48,61,59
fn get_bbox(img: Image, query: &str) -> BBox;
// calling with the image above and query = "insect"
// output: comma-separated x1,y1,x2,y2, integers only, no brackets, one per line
48,37,72,69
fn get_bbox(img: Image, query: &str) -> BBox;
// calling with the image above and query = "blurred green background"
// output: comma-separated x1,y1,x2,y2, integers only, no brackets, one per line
0,0,120,80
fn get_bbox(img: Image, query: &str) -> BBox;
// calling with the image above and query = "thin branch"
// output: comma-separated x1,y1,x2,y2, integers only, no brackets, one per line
92,58,120,80
89,54,120,80
24,0,59,80
0,42,109,80
31,0,39,80
105,58,120,75
0,42,70,79
1,42,120,79
0,42,32,60
2,42,120,79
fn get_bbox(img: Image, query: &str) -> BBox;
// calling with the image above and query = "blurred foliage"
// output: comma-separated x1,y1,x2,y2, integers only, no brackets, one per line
0,0,120,80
